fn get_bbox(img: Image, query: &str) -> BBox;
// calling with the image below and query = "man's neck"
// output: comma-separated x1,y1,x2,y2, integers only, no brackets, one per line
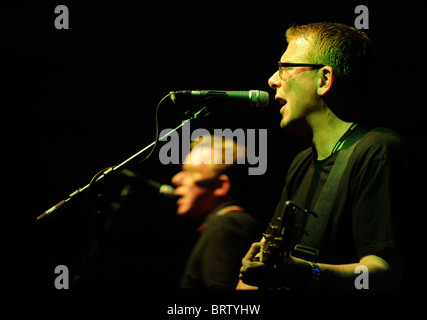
308,110,353,161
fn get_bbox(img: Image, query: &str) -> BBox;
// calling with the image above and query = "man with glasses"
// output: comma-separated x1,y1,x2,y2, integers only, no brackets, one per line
238,22,415,291
172,134,262,289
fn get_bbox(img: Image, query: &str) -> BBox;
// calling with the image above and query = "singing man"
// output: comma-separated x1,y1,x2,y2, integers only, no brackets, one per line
238,22,416,291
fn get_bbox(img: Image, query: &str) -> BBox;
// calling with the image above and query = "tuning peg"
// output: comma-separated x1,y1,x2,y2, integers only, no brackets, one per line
268,223,278,230
262,233,272,239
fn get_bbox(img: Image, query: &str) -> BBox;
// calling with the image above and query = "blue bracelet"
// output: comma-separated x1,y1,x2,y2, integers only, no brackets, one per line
308,262,321,290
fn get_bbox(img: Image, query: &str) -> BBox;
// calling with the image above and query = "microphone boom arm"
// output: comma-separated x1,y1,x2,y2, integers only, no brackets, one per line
37,105,209,220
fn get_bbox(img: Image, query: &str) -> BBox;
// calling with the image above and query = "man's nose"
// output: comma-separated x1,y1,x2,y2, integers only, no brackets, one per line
268,71,281,89
172,171,183,186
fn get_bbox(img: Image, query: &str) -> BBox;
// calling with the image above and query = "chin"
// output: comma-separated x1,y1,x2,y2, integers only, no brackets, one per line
280,119,287,128
280,117,292,129
175,203,188,216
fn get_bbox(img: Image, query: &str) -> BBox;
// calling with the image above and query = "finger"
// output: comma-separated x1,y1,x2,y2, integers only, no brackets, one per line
239,262,266,286
243,242,261,261
250,242,261,252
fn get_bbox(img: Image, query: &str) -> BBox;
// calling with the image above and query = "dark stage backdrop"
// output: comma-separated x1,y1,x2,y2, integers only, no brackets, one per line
2,2,424,299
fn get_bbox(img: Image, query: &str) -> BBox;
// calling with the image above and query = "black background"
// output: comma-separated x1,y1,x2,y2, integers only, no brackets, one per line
2,1,425,300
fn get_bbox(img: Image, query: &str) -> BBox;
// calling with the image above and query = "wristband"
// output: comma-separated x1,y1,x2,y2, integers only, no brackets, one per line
307,262,321,290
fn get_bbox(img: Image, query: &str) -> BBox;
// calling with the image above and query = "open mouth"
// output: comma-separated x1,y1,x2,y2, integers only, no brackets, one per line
278,99,287,114
173,189,183,201
275,95,287,107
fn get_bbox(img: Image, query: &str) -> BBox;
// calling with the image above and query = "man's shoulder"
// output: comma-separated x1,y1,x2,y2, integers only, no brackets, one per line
289,147,313,170
213,210,258,226
360,127,406,146
208,209,262,234
354,126,412,160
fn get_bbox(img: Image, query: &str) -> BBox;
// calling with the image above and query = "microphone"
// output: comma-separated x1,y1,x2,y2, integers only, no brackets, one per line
120,169,176,198
170,90,269,108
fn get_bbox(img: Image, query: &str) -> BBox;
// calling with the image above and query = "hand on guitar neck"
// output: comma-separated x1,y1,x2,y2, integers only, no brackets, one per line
237,201,317,290
237,240,312,290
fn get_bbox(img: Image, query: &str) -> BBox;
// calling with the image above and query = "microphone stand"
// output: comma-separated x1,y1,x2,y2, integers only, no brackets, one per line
37,105,209,221
38,104,210,291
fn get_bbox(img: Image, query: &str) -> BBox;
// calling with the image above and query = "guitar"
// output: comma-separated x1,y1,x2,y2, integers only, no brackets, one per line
259,200,318,264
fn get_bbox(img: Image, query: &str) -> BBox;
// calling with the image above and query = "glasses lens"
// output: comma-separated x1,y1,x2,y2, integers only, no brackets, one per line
278,65,292,80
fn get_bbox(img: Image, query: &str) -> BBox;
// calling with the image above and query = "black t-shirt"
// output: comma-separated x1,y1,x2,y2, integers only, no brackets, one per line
273,127,416,267
180,207,262,289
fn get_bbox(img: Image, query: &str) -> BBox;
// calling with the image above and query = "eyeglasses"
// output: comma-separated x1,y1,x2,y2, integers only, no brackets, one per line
278,61,325,81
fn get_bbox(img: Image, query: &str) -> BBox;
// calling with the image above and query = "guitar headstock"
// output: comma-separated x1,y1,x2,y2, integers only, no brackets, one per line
259,201,298,263
259,200,318,263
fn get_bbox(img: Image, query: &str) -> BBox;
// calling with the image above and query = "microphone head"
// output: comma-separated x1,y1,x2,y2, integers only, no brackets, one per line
159,184,176,196
249,90,269,108
170,90,269,107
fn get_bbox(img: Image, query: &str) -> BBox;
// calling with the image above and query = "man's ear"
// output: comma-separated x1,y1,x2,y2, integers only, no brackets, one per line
213,174,231,197
317,66,334,96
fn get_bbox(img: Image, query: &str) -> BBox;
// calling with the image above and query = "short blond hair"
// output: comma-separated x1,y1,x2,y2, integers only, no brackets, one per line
190,134,246,175
286,22,372,90
190,134,249,200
